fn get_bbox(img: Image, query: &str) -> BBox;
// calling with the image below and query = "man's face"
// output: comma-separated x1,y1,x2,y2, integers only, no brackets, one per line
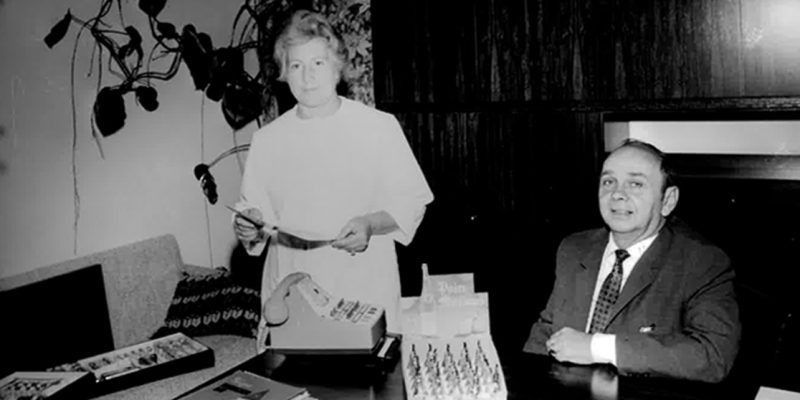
286,37,340,114
598,146,677,248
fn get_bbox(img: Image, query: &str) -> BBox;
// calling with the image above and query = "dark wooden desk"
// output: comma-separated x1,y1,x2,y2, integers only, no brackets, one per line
177,350,762,400
503,353,760,400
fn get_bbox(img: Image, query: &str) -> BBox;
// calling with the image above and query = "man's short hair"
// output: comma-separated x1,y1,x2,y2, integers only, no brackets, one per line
614,139,677,192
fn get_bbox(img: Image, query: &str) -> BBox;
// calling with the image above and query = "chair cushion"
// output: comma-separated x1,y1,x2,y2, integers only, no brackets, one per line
152,268,260,339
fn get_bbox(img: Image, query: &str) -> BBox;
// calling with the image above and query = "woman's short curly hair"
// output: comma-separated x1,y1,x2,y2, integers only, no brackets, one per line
273,10,348,82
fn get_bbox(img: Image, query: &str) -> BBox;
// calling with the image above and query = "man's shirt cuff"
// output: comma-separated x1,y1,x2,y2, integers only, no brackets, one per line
590,333,617,366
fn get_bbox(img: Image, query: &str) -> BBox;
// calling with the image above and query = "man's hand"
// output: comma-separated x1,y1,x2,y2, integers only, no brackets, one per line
546,327,594,365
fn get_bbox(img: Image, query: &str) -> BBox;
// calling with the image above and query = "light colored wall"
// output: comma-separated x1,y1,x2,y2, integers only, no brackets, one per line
0,0,259,278
605,121,800,155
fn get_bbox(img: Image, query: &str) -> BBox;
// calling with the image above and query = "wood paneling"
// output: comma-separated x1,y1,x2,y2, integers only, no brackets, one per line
372,0,800,354
373,0,800,253
374,0,800,105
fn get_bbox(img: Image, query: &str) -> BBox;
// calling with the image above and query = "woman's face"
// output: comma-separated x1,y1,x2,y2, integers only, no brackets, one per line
286,37,341,117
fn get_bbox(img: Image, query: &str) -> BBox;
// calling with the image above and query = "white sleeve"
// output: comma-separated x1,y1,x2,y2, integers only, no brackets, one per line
235,130,275,255
375,116,433,246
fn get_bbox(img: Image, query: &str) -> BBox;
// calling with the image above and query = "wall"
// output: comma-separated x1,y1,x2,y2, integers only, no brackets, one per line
0,0,258,278
605,120,800,155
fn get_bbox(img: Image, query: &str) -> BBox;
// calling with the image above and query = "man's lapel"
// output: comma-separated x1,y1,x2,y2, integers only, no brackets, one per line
608,224,674,323
573,232,607,329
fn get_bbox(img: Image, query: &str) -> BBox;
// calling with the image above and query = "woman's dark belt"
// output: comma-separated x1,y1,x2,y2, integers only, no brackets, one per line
228,206,333,250
275,231,334,250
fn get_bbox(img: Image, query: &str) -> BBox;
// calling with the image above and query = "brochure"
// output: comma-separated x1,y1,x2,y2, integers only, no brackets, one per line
180,370,308,400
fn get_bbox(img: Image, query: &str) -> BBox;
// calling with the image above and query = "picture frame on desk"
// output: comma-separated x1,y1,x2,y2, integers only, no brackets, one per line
47,332,214,396
0,371,93,400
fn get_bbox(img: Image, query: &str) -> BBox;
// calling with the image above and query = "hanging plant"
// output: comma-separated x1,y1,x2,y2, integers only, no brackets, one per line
42,0,375,248
43,0,296,252
44,0,295,142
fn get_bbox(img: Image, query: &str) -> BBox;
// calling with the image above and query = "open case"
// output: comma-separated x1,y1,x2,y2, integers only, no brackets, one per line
47,332,214,397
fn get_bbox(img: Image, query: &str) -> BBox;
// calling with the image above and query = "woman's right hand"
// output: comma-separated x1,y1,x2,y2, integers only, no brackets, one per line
233,207,265,243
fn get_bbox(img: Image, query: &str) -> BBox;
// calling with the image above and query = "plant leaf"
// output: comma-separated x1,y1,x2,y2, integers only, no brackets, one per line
205,47,243,102
139,0,166,18
135,86,159,111
119,26,143,60
193,164,218,204
180,25,213,90
156,22,178,40
221,79,263,130
94,87,127,137
44,10,72,48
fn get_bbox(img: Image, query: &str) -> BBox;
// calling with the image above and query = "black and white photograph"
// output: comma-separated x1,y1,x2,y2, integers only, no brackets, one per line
1,1,800,399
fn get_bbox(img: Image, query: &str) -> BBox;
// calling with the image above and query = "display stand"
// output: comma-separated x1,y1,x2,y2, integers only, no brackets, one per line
399,265,508,400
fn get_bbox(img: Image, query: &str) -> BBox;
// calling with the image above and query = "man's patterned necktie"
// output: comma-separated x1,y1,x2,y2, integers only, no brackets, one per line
589,249,630,334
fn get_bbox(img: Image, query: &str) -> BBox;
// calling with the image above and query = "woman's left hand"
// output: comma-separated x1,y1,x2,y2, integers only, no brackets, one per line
332,216,372,255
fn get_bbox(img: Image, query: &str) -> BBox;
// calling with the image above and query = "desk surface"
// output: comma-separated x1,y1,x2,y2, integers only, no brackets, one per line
178,349,764,400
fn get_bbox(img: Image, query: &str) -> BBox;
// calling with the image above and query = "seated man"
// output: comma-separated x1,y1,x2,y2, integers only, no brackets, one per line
524,139,740,383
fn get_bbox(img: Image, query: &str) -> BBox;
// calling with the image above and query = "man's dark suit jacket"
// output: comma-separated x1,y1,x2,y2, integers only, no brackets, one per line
523,219,740,383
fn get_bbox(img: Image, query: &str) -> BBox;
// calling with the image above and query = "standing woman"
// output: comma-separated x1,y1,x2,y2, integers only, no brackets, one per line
233,9,434,335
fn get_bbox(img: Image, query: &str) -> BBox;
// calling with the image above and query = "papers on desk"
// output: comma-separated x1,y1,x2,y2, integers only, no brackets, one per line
756,386,800,400
296,276,383,326
180,370,308,400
